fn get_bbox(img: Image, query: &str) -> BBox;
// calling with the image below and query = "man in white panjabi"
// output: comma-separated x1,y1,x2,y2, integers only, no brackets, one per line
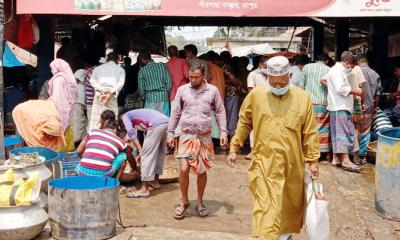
246,56,268,159
89,52,125,130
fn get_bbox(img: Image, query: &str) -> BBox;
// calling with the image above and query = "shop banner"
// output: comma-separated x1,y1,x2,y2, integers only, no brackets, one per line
17,0,400,17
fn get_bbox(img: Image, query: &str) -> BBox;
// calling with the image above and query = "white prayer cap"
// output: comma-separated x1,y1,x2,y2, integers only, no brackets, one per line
266,56,290,76
74,69,86,82
99,57,107,64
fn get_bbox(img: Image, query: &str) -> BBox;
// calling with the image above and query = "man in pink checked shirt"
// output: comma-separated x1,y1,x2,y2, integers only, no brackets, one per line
167,62,228,220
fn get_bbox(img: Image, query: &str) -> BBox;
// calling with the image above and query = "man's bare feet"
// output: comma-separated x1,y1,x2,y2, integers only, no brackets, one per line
331,154,341,166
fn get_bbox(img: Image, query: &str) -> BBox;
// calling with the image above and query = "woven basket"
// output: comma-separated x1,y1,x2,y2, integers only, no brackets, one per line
159,166,179,184
119,161,140,183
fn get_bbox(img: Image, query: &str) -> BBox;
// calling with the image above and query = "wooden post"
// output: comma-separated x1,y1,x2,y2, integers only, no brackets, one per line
313,23,324,61
370,19,390,80
0,0,5,161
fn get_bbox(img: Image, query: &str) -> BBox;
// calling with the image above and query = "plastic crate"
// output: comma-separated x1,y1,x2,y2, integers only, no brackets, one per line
59,152,80,177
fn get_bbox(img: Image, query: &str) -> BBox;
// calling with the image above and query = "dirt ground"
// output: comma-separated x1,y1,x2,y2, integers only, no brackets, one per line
37,154,400,240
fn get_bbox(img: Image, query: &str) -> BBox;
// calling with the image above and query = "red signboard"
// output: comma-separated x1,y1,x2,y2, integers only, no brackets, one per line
17,0,399,17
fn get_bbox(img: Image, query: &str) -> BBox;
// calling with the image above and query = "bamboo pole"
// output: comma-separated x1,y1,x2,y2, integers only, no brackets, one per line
0,0,5,161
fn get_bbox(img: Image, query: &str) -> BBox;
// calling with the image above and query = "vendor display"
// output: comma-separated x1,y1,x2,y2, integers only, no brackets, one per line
0,169,40,207
8,152,44,167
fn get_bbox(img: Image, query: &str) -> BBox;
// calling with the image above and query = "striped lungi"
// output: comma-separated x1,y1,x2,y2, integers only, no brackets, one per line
359,114,373,157
313,105,331,153
144,101,170,117
373,108,393,134
177,132,214,175
211,111,220,139
330,111,355,154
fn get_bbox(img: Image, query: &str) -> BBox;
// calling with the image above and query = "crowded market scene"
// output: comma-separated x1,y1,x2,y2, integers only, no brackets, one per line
0,0,400,239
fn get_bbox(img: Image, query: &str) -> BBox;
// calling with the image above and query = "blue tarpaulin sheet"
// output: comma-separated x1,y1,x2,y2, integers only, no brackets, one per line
3,43,25,67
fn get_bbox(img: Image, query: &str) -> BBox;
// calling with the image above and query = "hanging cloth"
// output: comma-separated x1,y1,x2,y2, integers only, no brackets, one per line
32,17,40,44
18,15,35,48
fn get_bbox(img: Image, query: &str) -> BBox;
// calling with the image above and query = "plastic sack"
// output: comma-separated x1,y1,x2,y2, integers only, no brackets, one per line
305,180,330,240
18,15,35,48
59,124,75,152
0,169,40,207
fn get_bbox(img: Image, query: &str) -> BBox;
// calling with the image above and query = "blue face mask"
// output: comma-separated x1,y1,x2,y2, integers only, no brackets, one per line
269,84,290,96
344,68,352,75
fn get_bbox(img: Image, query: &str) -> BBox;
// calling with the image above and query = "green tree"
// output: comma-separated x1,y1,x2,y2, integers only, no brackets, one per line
165,34,188,49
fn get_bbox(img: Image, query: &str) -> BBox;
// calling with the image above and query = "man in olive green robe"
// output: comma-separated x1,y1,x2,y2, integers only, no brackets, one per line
227,56,320,240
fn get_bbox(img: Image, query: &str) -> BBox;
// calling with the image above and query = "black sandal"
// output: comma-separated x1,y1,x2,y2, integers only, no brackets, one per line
341,165,363,173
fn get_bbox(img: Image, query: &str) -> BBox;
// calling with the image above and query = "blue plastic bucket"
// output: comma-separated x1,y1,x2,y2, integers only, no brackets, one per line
4,135,24,159
4,135,23,147
375,128,400,221
48,177,120,239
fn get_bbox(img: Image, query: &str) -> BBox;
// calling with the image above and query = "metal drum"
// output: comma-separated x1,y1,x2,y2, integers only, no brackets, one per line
48,176,120,240
375,128,400,221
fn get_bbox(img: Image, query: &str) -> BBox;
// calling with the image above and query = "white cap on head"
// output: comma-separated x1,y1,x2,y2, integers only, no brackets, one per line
74,69,86,82
265,56,290,76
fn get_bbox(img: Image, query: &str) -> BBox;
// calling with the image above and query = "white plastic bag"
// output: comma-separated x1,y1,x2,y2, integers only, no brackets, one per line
305,180,330,240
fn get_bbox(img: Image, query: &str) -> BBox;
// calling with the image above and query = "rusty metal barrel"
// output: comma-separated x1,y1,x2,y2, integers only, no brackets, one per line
48,176,120,239
375,128,400,221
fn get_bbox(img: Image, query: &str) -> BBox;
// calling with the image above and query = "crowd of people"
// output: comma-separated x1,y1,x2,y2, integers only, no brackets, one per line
7,39,400,240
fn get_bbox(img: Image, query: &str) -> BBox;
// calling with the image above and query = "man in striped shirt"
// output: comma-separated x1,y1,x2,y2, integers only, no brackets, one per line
299,54,331,159
76,119,128,177
138,51,172,116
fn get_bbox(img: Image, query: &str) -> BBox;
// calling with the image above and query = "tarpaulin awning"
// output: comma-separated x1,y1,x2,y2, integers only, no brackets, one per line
17,0,400,17
231,43,277,57
266,51,298,58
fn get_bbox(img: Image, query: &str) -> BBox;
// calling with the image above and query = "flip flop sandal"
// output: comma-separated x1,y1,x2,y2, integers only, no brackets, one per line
331,162,341,168
341,165,363,173
148,182,161,190
126,191,150,198
360,157,368,165
197,205,209,217
353,159,364,166
174,203,190,220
